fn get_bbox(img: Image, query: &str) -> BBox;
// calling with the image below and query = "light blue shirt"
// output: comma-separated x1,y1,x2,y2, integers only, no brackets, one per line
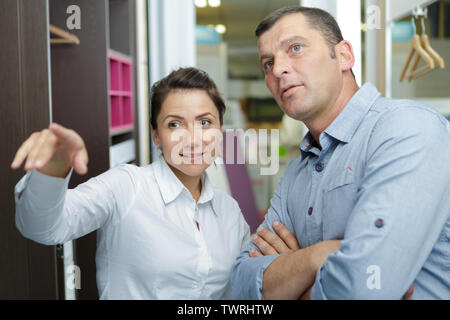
231,83,450,300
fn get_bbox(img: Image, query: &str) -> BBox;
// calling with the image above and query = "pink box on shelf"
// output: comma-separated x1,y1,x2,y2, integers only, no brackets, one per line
122,63,131,92
110,96,122,128
108,51,134,132
109,59,121,91
122,96,133,125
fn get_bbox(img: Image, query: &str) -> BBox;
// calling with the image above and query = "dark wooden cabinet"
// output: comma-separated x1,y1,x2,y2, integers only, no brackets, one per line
0,0,138,299
0,0,59,299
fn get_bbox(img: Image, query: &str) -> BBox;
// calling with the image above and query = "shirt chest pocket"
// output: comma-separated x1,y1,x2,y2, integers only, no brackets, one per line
322,171,358,240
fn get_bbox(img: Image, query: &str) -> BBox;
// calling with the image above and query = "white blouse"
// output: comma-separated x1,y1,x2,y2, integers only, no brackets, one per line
15,157,250,299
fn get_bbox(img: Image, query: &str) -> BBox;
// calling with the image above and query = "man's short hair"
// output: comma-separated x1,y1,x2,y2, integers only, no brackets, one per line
255,6,344,59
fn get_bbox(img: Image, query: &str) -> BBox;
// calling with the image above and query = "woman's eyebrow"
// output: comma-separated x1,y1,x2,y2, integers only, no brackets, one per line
163,112,216,122
196,112,216,119
163,114,184,122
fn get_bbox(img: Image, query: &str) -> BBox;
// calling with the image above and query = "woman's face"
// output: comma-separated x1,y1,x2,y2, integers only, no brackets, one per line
152,89,223,177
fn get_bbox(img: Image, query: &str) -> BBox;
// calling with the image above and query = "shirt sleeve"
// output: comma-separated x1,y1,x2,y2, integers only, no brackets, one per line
231,163,296,300
15,164,137,246
311,106,450,300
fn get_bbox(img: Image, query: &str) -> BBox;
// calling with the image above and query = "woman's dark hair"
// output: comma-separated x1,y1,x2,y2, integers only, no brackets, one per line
150,67,226,130
255,6,344,59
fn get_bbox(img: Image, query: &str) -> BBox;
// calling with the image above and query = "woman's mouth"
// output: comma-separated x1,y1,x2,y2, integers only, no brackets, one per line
179,152,204,161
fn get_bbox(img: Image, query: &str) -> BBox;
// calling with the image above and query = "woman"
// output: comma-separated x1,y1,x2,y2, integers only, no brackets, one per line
12,67,250,299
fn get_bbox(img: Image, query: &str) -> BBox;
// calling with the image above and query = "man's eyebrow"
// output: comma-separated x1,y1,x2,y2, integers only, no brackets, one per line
259,36,309,63
280,35,309,48
259,54,273,63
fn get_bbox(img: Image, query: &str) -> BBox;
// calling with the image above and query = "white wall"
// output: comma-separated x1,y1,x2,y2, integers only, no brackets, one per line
136,0,150,165
148,0,196,78
148,0,196,161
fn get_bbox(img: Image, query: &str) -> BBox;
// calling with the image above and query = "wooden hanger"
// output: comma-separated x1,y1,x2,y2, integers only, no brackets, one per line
408,15,445,81
49,24,80,45
400,15,434,82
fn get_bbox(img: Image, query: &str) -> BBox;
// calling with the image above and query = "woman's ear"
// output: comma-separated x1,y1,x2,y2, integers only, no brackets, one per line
336,40,355,72
151,127,161,147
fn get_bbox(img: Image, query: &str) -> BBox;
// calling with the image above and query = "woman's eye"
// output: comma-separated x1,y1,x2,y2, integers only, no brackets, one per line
201,119,211,126
168,122,180,128
292,44,302,52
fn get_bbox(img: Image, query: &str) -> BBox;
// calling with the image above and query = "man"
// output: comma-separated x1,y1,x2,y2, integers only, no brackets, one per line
231,6,450,300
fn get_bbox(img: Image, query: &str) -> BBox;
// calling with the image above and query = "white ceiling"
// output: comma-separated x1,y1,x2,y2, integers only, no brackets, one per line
196,0,300,78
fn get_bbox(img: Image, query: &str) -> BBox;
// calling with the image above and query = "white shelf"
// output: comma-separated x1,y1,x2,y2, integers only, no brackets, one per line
110,139,135,167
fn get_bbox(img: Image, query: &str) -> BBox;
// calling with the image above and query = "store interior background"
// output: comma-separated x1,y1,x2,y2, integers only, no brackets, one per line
1,0,449,299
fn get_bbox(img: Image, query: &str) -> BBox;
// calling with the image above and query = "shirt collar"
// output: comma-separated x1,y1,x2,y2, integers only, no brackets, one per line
152,156,216,212
300,132,320,159
324,82,381,143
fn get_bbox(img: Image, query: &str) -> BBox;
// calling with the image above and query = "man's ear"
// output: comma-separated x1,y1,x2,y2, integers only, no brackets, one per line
151,127,161,147
336,40,355,72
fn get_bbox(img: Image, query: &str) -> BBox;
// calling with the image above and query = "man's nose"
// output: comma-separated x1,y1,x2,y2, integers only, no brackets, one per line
272,55,291,78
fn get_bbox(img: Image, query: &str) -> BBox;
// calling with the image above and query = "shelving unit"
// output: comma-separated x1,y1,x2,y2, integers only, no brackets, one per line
108,0,137,167
2,0,139,300
47,0,138,299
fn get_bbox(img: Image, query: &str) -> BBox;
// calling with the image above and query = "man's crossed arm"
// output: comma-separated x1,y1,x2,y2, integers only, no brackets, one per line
250,221,414,300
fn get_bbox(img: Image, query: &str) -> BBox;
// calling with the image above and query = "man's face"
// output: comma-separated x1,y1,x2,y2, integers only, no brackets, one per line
258,13,343,123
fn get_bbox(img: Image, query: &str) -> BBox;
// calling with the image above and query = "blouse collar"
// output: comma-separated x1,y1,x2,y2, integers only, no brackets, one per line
152,156,217,214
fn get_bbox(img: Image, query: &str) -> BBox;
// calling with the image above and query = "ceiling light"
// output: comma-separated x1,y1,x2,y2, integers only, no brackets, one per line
208,0,221,7
194,0,207,8
215,24,226,34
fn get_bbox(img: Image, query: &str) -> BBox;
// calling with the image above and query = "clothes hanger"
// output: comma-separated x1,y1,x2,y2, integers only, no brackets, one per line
49,24,80,45
399,8,435,82
408,15,445,80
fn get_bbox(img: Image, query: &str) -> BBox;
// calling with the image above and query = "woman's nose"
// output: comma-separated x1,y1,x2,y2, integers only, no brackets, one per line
183,124,203,148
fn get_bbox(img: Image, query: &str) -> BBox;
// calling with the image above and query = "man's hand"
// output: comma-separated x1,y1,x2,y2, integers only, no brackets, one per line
402,285,414,300
249,221,301,257
11,123,88,178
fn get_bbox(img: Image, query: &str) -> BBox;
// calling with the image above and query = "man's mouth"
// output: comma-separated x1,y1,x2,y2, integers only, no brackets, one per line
281,84,304,98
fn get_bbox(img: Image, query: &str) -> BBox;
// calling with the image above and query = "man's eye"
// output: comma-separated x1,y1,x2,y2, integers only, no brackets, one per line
201,119,211,126
264,61,274,70
292,44,302,52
